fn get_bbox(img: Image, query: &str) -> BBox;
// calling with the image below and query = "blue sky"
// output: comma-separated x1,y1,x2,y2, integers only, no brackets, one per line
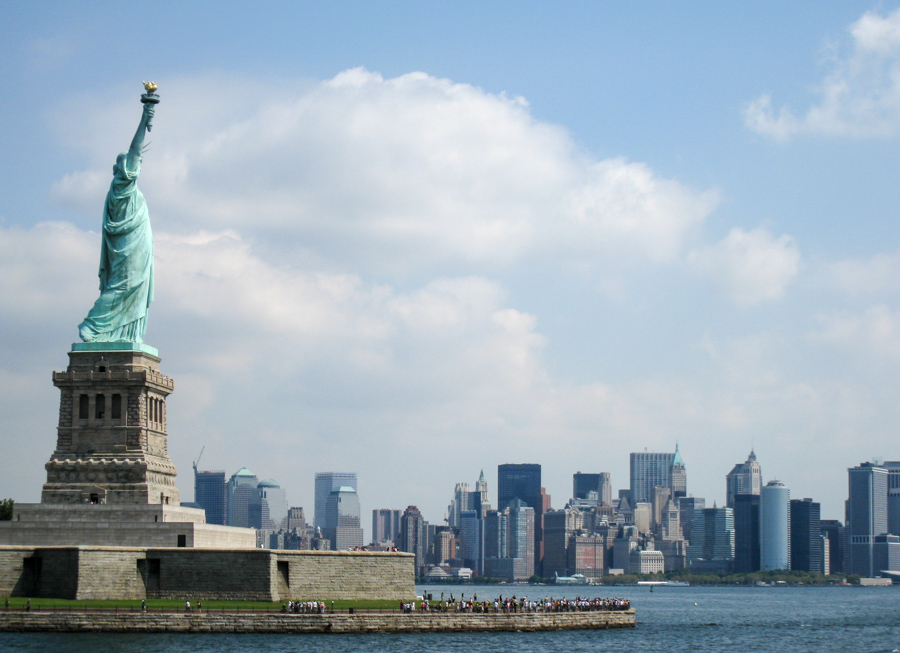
2,2,900,529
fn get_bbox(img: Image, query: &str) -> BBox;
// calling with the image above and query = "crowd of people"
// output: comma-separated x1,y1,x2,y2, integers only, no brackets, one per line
411,594,630,614
282,600,327,614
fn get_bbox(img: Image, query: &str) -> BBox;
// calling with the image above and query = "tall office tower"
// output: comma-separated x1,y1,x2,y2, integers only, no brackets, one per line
194,469,226,525
633,502,653,534
847,462,889,577
671,444,687,499
598,473,612,506
226,467,258,527
372,508,402,544
323,486,364,551
820,519,844,574
314,472,357,530
542,507,583,576
686,506,735,563
535,486,552,576
677,496,705,543
660,497,682,540
483,510,508,560
399,505,425,574
733,494,761,573
884,461,900,536
573,473,602,500
447,482,470,529
458,509,483,573
498,464,541,510
475,470,488,498
498,463,542,574
726,450,763,508
434,527,456,565
286,506,306,530
508,498,535,580
652,486,671,531
630,450,684,504
789,498,822,572
249,479,288,530
760,480,790,571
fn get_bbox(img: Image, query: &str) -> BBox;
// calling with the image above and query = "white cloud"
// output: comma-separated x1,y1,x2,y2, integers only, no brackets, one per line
745,8,900,140
813,304,900,357
50,69,716,277
688,227,801,306
829,248,900,295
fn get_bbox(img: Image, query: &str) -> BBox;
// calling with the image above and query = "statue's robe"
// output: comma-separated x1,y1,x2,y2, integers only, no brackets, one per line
79,158,154,343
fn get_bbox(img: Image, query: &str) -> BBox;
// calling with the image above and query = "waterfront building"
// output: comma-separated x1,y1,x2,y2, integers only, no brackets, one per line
760,480,790,571
631,548,665,574
790,498,822,573
314,472,357,530
372,508,402,545
194,469,226,526
820,519,844,574
542,507,582,577
733,494,760,573
323,486,364,551
726,450,762,508
568,534,607,579
226,467,258,528
847,462,889,577
687,506,735,568
884,461,900,537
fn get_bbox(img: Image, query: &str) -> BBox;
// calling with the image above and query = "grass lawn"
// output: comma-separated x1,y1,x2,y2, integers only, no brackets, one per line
1,597,417,611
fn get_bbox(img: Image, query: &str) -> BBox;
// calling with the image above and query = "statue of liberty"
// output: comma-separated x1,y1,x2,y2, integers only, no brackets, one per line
79,84,158,344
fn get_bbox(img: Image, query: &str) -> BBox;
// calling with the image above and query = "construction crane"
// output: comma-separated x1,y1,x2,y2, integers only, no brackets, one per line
192,446,205,474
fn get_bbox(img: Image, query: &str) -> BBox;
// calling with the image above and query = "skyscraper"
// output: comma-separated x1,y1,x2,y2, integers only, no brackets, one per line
733,494,760,573
760,480,790,571
226,467,258,528
630,448,685,504
498,464,542,575
194,469,226,526
884,461,900,536
314,472,357,530
790,498,822,573
726,450,762,508
847,462,889,577
573,473,601,501
687,506,734,566
399,505,425,574
372,508,402,544
447,482,470,529
677,496,705,543
249,478,288,531
508,498,535,580
323,486,364,551
498,464,541,510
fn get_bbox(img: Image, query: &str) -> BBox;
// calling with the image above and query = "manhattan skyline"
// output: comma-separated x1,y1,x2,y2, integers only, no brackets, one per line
2,2,900,523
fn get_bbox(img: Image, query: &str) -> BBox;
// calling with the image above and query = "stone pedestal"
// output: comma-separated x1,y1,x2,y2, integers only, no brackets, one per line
41,345,180,506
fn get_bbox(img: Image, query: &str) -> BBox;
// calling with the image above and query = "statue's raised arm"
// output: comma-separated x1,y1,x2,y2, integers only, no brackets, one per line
78,85,159,345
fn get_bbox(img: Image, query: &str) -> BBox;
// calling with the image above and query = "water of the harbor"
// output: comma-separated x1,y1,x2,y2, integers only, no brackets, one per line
3,584,900,652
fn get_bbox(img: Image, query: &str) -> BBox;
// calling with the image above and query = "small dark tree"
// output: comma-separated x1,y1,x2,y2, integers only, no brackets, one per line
0,498,13,521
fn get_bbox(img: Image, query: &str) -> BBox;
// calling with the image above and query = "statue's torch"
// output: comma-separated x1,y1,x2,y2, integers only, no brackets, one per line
141,81,159,132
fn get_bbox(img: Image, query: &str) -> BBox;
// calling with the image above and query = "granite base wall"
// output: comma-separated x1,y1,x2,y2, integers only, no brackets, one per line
0,609,636,633
0,547,414,601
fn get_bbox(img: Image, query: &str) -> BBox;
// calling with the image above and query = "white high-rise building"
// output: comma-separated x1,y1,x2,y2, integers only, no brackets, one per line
760,480,790,570
726,450,762,508
226,467,258,528
324,486,364,550
249,479,288,530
